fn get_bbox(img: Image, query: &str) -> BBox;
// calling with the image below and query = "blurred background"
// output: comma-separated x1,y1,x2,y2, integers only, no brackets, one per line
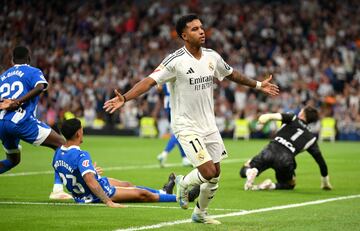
1,0,359,140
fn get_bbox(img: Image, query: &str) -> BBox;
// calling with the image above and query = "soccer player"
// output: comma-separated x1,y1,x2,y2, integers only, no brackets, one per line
157,83,191,167
53,118,180,206
104,14,279,224
239,106,333,191
0,46,71,200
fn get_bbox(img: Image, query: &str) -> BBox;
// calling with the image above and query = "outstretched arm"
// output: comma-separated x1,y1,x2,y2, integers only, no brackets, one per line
307,143,332,190
0,83,45,110
258,113,283,124
83,172,125,208
103,77,157,114
225,71,279,96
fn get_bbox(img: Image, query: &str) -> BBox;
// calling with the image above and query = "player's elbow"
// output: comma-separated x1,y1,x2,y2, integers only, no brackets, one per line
239,166,247,178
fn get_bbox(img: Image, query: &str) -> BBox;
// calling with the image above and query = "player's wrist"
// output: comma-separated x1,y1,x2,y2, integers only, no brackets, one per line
122,95,127,103
255,81,262,90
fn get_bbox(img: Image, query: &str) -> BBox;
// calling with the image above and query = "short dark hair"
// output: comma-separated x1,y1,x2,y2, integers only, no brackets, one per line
61,118,82,140
176,14,200,39
303,106,319,124
12,46,30,63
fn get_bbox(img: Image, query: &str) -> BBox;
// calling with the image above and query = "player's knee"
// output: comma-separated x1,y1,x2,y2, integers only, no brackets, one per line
201,167,217,180
199,165,220,180
276,181,295,190
122,182,133,187
138,190,156,202
288,179,296,189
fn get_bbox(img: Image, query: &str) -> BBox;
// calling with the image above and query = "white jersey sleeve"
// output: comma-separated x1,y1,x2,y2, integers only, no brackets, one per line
149,54,177,85
213,51,233,81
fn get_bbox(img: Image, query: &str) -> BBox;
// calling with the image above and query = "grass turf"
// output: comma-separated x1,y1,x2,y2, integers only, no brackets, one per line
0,137,359,230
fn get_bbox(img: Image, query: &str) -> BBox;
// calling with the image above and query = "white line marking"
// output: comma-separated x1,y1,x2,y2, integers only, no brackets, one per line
0,158,246,177
0,201,243,212
114,194,360,231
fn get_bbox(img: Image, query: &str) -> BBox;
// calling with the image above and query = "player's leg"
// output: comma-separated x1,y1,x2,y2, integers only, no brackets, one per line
24,119,70,199
110,187,176,203
175,133,214,209
49,171,72,199
0,121,22,173
0,153,20,174
274,168,296,190
108,178,134,187
272,154,296,190
192,162,221,224
191,131,227,224
38,127,71,199
176,131,223,224
109,173,176,194
41,130,65,150
157,134,178,167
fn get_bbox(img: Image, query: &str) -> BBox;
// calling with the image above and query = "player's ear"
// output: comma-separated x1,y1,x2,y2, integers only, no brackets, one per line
181,32,187,41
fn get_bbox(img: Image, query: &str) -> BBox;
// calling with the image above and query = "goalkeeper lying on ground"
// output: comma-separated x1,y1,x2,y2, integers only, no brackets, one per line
239,106,333,191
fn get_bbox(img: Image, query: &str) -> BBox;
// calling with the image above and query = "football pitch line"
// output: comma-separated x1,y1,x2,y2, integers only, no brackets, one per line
0,158,246,177
114,194,360,231
0,201,243,212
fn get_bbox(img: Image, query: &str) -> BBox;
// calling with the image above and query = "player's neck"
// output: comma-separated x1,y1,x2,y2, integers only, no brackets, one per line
64,140,81,147
185,43,202,60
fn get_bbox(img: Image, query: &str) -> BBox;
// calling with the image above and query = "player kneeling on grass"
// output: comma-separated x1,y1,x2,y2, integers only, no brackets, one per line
53,118,198,207
239,106,333,191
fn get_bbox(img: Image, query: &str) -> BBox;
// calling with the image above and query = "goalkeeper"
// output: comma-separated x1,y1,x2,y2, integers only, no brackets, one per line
239,106,333,191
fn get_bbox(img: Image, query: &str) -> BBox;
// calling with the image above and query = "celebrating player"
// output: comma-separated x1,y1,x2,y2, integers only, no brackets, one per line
0,46,71,199
239,106,333,191
53,118,200,206
104,14,279,224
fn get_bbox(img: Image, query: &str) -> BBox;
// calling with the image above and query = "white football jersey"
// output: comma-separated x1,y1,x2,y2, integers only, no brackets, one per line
149,46,233,136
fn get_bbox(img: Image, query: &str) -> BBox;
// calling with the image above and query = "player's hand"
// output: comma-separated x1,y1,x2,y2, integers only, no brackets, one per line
105,201,126,208
93,162,103,175
321,176,333,190
0,99,21,111
258,114,269,124
260,75,279,96
103,89,125,114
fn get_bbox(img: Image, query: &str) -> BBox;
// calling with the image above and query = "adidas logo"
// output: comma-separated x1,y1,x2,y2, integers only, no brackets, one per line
186,67,195,74
221,150,227,156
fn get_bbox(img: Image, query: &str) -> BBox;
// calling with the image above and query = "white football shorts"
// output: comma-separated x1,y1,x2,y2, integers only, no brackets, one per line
176,130,228,167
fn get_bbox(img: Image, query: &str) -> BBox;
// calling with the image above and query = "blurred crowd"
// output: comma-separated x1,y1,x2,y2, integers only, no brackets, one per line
1,0,360,139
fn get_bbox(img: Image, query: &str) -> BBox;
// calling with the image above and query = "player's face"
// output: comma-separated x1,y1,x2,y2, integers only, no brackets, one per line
298,109,305,121
182,19,205,46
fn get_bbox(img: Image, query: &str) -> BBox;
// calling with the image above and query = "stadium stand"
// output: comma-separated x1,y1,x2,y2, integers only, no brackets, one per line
1,0,359,140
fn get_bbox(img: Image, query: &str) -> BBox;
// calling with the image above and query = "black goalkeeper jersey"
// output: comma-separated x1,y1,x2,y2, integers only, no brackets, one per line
269,113,328,176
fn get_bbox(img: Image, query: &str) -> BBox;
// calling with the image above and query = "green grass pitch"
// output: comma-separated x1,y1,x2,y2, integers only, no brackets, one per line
0,136,359,231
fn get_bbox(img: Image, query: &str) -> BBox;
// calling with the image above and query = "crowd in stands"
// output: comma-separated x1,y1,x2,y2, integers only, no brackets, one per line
1,0,359,140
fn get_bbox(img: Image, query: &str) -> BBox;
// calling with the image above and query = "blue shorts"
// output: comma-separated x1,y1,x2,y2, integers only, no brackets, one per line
0,117,51,154
74,177,116,203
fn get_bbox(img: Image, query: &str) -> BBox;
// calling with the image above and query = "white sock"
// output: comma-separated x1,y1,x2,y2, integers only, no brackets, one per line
195,176,219,212
160,151,168,157
181,169,208,188
52,184,64,193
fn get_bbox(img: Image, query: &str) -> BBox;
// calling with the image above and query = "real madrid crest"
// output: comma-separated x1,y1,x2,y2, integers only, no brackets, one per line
208,62,214,71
